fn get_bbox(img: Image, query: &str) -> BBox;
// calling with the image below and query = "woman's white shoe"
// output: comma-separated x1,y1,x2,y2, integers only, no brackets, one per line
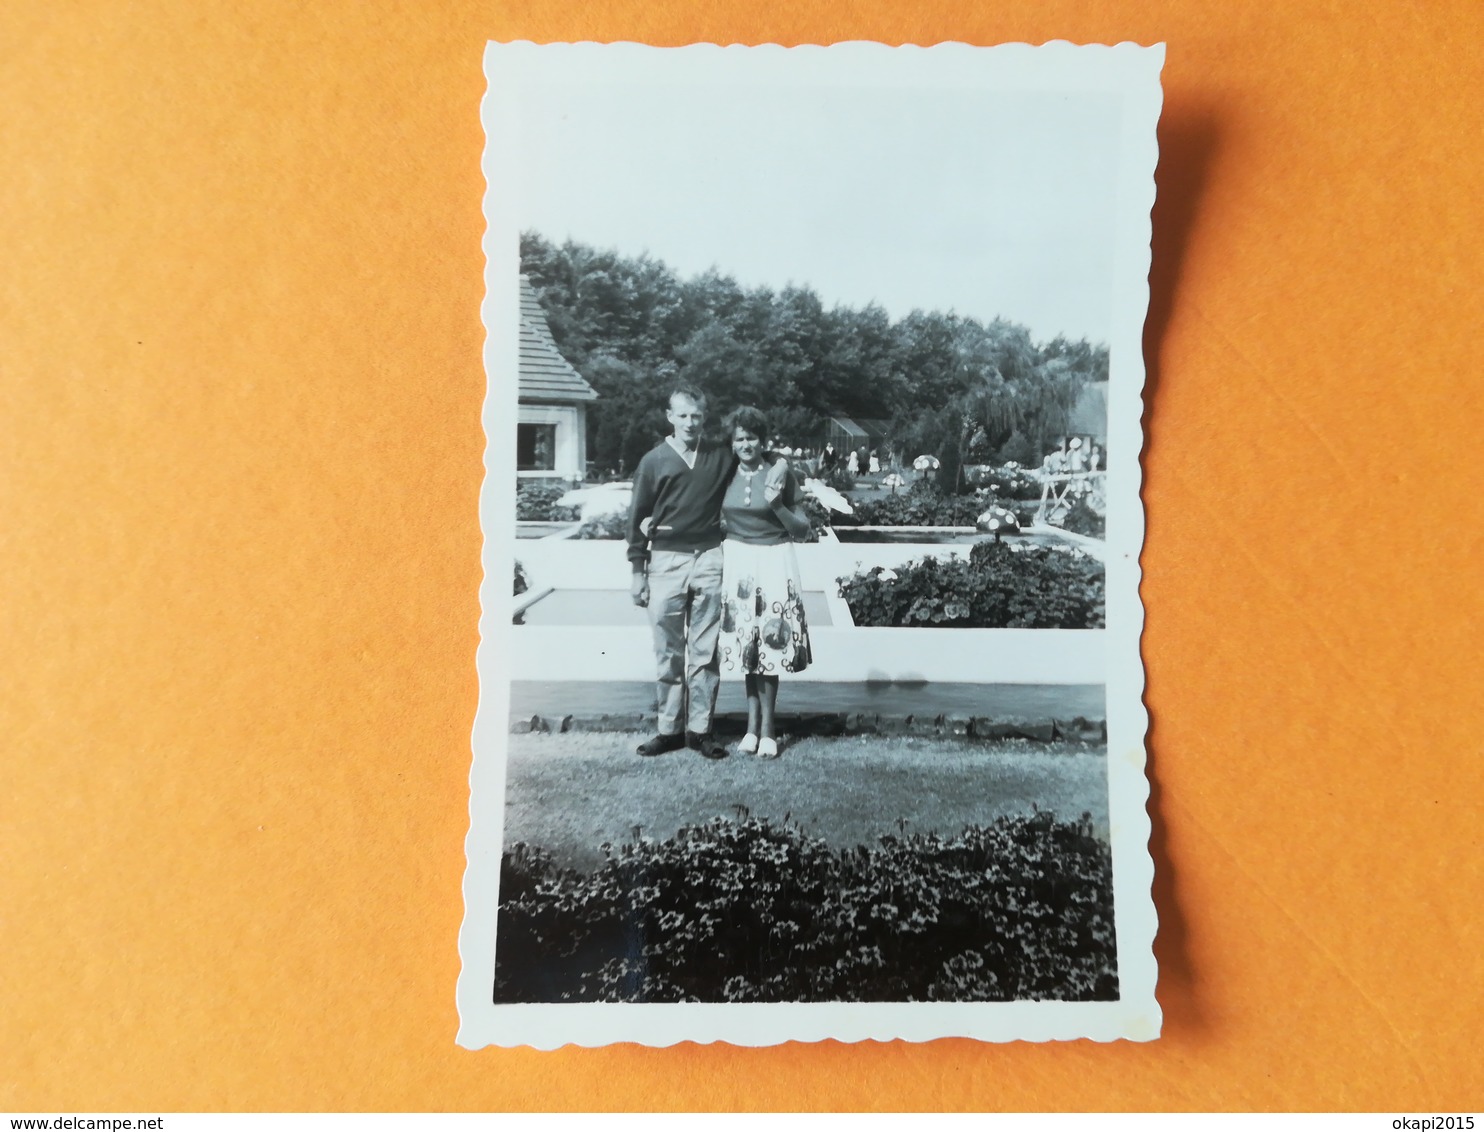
738,733,759,755
757,737,779,760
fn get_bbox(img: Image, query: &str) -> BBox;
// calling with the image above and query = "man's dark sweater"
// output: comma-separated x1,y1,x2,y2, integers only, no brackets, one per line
626,439,735,571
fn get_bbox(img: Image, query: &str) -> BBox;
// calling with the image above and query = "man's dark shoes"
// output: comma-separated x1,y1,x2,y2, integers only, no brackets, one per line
636,732,686,757
687,731,729,760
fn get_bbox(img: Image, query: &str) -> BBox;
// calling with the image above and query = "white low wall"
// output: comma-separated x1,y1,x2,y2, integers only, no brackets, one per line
823,538,974,576
511,535,1105,684
510,625,1103,685
513,535,995,594
513,537,633,590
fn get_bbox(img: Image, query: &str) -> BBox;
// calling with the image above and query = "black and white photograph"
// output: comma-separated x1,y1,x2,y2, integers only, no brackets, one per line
460,40,1162,1048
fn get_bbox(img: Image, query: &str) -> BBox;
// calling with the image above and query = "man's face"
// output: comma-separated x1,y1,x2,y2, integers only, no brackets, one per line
666,394,706,445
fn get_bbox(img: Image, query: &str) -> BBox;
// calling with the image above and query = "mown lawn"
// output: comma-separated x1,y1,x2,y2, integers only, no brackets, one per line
501,731,1108,869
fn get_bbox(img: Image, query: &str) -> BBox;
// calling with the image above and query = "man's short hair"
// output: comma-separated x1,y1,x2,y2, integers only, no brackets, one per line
668,385,707,412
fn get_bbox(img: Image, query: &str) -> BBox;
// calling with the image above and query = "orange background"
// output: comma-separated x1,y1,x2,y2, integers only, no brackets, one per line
4,0,1481,1113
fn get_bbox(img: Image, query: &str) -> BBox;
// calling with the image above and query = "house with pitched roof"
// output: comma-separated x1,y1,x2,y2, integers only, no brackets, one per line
518,275,597,483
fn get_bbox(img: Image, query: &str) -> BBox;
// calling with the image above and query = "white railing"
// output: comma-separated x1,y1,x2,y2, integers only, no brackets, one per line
1033,469,1107,525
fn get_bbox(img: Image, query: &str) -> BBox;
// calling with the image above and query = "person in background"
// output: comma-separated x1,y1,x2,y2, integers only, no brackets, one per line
847,448,860,477
868,450,880,475
1067,437,1087,473
1067,438,1088,496
627,387,787,761
1042,441,1068,476
717,406,814,760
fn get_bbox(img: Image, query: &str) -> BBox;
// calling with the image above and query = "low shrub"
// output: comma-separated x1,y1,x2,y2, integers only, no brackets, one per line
851,485,984,528
965,462,1045,500
795,492,830,542
1060,495,1106,539
493,811,1117,1004
516,480,580,522
574,509,627,540
837,541,1104,629
816,462,857,494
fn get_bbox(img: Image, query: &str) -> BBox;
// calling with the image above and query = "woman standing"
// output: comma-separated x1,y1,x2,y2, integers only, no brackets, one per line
718,407,814,759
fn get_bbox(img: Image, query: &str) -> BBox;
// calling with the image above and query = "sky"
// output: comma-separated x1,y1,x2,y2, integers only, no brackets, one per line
510,77,1125,345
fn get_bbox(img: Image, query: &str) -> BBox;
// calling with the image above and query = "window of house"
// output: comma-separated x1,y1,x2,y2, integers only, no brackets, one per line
517,423,557,471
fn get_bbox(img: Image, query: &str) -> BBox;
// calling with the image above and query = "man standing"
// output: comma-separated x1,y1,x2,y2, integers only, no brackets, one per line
627,386,779,760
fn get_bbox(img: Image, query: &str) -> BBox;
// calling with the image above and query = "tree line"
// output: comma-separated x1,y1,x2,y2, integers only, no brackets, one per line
521,232,1108,493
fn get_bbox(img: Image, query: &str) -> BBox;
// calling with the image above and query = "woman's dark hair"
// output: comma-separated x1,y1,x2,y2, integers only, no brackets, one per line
723,405,769,441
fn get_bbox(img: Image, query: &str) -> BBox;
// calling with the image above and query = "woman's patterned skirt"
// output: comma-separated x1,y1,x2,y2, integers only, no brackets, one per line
718,538,813,677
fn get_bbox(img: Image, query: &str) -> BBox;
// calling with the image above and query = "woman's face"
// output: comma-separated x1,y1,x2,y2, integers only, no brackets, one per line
732,427,763,464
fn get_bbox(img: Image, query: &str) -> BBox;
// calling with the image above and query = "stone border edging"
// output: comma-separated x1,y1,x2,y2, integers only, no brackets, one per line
510,711,1106,743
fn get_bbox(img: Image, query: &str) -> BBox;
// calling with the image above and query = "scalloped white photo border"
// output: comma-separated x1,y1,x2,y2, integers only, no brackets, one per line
460,39,1164,1049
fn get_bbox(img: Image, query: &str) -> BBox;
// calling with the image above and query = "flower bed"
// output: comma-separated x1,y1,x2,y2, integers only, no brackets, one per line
964,462,1045,500
574,510,627,540
1059,496,1106,539
837,541,1105,629
493,811,1117,1004
851,486,982,528
850,483,1038,529
815,463,857,494
516,480,580,522
795,493,830,541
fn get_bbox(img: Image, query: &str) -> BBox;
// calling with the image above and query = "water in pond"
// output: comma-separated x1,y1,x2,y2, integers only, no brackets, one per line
516,521,576,539
835,528,985,545
517,588,834,627
510,680,1103,720
833,528,1068,550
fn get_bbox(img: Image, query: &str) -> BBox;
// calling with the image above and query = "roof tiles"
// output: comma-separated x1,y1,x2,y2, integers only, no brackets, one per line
519,277,597,403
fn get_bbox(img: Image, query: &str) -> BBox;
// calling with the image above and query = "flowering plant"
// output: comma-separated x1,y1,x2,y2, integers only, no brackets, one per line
851,488,983,528
1059,496,1106,539
494,811,1117,1004
837,542,1104,629
964,463,1044,500
574,510,628,540
516,480,581,522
